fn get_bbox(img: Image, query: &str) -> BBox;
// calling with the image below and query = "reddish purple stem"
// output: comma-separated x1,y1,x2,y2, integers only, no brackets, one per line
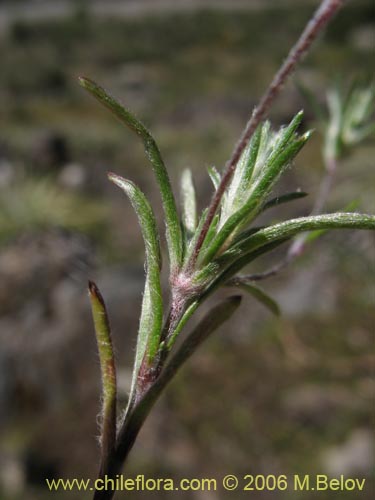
186,0,345,272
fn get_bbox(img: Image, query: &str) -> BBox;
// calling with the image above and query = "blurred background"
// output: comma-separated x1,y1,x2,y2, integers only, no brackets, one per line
0,0,374,499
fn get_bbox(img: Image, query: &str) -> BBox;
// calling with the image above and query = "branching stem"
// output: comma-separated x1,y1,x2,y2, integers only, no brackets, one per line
187,0,345,272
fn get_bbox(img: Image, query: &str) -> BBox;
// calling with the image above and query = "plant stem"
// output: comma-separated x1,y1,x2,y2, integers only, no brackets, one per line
92,295,241,500
187,0,345,272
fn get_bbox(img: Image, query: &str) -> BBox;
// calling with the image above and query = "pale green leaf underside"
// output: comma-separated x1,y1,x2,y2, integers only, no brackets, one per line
108,174,163,373
79,77,182,272
200,212,375,298
226,212,375,261
201,113,310,265
180,169,197,237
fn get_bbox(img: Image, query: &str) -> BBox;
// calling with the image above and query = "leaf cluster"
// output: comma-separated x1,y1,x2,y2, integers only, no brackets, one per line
81,77,374,493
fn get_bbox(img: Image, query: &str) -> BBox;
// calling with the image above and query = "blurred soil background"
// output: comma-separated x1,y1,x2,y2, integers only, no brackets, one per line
0,0,374,499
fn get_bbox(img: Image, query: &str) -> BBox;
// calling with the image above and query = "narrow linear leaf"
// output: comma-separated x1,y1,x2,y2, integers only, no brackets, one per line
342,81,375,139
251,120,272,180
209,214,374,314
231,282,280,316
108,173,163,368
230,226,265,247
207,166,221,191
180,169,197,236
266,110,305,167
324,86,343,162
200,214,219,254
226,125,261,206
248,116,309,206
201,132,311,265
220,124,262,222
227,213,375,260
166,300,199,350
79,77,182,271
88,281,117,466
200,196,259,264
304,199,360,244
192,260,221,286
256,131,312,194
183,208,208,268
262,191,308,212
239,123,263,189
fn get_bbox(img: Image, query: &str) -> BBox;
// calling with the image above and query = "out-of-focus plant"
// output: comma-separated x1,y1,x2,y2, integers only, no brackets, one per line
76,1,374,498
254,78,375,276
0,176,108,243
324,80,375,164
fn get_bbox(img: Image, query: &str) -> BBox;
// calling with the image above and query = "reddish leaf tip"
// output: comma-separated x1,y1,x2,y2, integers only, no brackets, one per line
88,280,105,305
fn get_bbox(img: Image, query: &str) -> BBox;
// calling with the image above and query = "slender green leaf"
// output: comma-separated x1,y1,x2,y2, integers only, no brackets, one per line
342,81,375,140
243,124,263,184
180,169,197,236
108,173,163,368
192,261,221,286
226,213,375,260
324,86,343,162
304,199,360,244
265,111,305,167
88,281,117,467
201,112,310,266
211,213,374,298
262,191,308,211
200,214,219,253
201,132,311,265
221,124,262,222
230,226,265,247
251,120,272,180
166,300,199,350
232,283,280,316
183,208,208,268
207,166,221,191
225,125,261,209
255,131,311,197
79,77,182,271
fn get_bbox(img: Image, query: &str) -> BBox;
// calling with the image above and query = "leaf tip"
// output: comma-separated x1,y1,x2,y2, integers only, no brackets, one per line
296,109,304,119
88,279,97,295
78,76,93,90
107,171,117,182
107,171,127,188
88,280,105,305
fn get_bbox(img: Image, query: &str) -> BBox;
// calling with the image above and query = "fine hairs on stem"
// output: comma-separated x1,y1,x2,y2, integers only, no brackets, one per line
186,0,346,272
79,1,374,499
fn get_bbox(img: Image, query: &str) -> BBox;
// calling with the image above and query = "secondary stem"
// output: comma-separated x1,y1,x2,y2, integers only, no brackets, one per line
186,0,345,272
